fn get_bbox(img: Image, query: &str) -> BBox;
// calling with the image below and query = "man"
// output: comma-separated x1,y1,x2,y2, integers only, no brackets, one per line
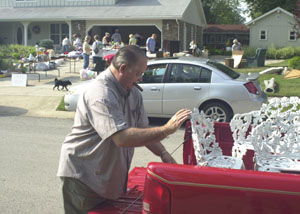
57,45,190,214
61,36,70,54
111,29,122,44
232,39,242,51
146,33,157,53
72,34,82,51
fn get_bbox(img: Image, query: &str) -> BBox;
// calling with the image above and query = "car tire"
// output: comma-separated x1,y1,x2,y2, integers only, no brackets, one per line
200,102,232,122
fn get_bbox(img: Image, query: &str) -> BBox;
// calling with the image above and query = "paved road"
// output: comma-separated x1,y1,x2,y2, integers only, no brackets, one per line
0,115,186,214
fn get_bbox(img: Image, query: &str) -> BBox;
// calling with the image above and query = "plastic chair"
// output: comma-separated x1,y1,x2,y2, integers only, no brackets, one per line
246,48,266,67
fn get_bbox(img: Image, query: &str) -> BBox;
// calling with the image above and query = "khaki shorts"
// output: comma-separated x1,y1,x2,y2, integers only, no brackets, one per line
61,177,106,214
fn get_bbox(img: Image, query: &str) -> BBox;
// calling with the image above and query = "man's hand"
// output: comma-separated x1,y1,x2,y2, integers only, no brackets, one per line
162,109,191,136
160,151,177,164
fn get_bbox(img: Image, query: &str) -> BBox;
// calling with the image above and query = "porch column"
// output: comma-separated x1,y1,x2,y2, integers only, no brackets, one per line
66,21,72,43
21,22,30,46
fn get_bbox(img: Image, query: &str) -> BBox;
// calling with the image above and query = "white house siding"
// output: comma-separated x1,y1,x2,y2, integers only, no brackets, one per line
182,0,206,27
249,10,300,48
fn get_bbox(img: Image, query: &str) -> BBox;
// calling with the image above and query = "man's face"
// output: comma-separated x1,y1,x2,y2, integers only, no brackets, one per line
121,57,147,90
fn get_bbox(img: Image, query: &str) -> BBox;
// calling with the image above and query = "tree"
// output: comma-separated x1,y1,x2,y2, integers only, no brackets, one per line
243,0,298,19
293,0,300,39
202,0,246,24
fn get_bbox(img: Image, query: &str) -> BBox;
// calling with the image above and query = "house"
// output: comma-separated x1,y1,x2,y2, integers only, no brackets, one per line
246,7,300,48
0,0,207,53
203,24,249,49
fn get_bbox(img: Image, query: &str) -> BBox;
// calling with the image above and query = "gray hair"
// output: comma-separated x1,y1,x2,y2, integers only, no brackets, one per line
111,45,146,70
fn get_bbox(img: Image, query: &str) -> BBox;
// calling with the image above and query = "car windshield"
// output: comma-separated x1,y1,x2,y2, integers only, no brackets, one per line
207,61,240,79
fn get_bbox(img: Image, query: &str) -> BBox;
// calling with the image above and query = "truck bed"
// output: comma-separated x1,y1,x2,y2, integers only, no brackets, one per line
89,167,146,214
90,121,300,214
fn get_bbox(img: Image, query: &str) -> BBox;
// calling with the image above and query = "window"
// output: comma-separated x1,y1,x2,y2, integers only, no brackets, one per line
168,64,211,83
207,61,240,79
260,30,267,40
289,31,296,41
141,64,167,83
50,23,69,45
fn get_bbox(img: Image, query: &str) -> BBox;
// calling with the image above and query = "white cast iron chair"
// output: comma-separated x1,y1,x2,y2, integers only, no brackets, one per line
190,108,244,169
230,96,300,160
251,111,300,172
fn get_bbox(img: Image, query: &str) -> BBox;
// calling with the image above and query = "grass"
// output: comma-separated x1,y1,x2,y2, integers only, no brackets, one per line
235,60,300,97
56,96,66,111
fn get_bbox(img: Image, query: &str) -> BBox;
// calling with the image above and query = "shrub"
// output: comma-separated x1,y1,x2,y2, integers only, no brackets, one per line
288,56,300,69
266,44,277,59
242,46,256,58
39,39,54,49
0,58,11,70
276,47,295,59
0,44,36,58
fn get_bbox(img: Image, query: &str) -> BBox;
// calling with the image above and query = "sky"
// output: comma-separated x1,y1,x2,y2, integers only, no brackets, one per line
240,1,251,22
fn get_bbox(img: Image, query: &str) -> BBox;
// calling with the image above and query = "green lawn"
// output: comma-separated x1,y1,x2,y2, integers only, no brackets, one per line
56,96,65,111
234,60,300,97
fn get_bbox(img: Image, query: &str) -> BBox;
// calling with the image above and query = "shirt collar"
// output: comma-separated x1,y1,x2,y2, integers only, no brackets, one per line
103,68,131,97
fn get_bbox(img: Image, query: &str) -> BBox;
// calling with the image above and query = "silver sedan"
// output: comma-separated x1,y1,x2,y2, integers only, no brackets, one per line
65,57,267,122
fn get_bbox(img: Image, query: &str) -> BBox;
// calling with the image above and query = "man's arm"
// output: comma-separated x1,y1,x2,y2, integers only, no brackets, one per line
111,109,190,148
146,142,176,163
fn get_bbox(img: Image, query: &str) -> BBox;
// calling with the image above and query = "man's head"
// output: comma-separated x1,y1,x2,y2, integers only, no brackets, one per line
152,34,157,39
94,34,100,41
110,45,147,90
233,39,238,44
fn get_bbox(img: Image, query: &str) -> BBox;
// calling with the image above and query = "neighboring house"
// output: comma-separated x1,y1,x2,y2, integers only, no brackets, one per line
246,7,300,48
203,24,249,49
0,0,207,52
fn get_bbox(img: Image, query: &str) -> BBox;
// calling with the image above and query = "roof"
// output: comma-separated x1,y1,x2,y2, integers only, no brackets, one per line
0,0,202,24
204,24,249,33
246,7,294,25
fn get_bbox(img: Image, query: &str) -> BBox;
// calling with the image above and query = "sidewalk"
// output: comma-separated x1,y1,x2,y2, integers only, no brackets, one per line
0,59,84,118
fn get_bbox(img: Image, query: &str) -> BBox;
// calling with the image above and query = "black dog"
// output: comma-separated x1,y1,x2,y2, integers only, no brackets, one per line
53,78,72,91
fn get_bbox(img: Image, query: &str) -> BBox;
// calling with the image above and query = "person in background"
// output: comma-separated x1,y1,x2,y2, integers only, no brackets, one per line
134,32,142,46
111,29,122,44
102,32,110,47
232,39,242,51
62,36,70,54
73,34,82,52
92,34,104,68
57,45,191,214
128,34,137,45
82,36,91,69
146,34,157,54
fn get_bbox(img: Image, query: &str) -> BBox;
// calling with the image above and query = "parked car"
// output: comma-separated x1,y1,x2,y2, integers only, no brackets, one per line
65,57,267,122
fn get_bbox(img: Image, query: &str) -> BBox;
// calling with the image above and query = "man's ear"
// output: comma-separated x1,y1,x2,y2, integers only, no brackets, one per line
119,64,128,74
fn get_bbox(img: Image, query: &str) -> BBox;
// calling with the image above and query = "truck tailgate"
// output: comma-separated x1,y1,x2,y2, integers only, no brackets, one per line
89,167,146,214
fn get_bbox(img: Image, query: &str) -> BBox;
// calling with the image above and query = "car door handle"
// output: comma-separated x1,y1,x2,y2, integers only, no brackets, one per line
194,87,202,90
150,87,160,91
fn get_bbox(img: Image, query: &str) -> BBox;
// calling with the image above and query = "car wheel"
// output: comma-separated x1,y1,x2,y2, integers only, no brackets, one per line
200,102,232,122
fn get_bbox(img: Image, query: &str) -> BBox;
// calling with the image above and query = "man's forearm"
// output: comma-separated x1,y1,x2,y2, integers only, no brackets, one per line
112,126,168,147
146,141,167,157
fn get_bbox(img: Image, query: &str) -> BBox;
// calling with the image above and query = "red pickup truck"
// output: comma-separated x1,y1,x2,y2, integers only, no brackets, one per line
90,122,300,214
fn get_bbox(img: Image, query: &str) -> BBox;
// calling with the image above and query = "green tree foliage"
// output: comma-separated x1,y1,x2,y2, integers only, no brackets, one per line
202,0,246,24
293,0,300,39
243,0,298,19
